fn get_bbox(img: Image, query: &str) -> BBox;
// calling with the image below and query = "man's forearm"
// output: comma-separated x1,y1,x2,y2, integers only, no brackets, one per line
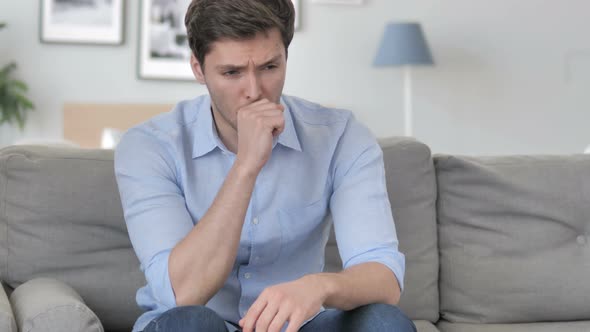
169,163,258,306
310,262,401,311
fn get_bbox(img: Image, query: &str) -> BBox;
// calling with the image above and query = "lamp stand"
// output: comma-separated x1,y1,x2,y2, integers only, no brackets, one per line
403,66,413,136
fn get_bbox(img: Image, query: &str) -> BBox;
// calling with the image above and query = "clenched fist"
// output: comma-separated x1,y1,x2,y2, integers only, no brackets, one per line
234,99,285,175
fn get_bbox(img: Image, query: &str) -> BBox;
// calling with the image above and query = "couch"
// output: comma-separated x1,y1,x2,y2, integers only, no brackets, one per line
0,137,588,332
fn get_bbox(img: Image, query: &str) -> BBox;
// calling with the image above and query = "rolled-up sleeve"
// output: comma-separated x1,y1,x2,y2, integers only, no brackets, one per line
329,117,406,291
115,127,194,309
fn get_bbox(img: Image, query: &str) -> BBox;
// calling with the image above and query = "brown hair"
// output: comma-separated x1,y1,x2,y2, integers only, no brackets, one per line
184,0,296,67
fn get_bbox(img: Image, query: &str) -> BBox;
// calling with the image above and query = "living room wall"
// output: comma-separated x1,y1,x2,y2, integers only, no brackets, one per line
1,0,589,155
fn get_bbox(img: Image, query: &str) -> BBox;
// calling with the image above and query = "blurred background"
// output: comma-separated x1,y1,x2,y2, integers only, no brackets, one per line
1,0,589,155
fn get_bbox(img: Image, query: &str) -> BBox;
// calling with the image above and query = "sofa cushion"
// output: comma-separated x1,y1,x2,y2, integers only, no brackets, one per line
10,278,103,332
437,321,590,332
0,146,144,331
436,154,590,323
0,281,16,332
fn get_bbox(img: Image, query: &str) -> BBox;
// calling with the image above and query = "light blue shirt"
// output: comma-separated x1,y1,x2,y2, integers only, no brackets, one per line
114,95,405,332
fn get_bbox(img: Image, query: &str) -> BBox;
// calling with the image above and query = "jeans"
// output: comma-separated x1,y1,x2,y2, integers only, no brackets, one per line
141,303,417,332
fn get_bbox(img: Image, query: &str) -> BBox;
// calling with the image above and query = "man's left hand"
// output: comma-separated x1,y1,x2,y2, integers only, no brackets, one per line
239,275,326,332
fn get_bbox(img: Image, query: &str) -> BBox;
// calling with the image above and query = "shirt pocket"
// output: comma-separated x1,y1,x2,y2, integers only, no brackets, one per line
278,196,330,263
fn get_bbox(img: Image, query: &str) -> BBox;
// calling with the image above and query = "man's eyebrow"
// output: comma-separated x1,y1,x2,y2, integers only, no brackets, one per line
215,64,246,72
256,55,283,69
215,55,283,72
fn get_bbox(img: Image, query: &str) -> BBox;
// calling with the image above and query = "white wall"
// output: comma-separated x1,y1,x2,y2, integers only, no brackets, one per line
1,0,589,155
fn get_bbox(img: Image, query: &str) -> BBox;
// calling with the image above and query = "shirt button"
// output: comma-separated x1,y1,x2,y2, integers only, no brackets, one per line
577,235,586,245
244,273,252,279
252,217,259,225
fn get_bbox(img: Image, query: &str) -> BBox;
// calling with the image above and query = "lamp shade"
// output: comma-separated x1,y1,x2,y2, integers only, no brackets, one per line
374,22,434,67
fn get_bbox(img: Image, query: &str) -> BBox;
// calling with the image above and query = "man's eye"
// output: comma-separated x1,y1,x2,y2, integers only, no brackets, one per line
265,65,277,70
223,70,239,76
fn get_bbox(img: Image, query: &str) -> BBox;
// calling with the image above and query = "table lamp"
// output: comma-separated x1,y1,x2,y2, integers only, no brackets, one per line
374,22,434,136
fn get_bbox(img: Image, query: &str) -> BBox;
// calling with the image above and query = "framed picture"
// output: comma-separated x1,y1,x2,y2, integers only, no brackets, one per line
40,0,124,45
138,0,193,80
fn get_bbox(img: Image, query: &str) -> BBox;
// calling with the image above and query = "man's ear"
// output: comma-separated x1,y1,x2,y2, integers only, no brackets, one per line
190,54,206,84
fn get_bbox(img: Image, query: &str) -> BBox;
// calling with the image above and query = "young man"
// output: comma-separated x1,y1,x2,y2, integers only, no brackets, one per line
115,1,416,331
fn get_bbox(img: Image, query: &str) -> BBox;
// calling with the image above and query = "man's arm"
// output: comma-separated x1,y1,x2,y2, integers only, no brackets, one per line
240,116,404,332
168,162,257,306
313,262,401,310
116,99,285,308
169,99,285,306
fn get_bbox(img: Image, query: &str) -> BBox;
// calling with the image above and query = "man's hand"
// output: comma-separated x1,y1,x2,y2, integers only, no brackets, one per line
234,99,285,175
239,275,326,332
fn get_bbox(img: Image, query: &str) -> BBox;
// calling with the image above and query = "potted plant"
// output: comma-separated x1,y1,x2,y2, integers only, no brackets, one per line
0,22,34,132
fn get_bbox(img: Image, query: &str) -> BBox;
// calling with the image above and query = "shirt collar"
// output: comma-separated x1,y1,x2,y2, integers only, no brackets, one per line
277,96,302,152
192,96,302,159
191,97,218,159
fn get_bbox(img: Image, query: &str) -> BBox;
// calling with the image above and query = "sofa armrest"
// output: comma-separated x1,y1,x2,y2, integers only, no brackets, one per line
9,278,103,332
0,281,17,332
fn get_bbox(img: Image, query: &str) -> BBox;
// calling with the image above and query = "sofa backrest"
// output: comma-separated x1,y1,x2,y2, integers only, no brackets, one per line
0,138,440,330
435,154,590,324
0,146,143,332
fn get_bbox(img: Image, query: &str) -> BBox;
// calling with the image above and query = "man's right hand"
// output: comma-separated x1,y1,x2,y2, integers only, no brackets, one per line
235,99,285,175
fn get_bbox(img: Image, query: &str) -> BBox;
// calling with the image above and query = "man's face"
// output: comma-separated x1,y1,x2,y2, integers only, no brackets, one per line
191,28,287,134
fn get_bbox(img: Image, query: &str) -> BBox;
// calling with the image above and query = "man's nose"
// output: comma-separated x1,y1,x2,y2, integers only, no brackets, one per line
245,72,262,101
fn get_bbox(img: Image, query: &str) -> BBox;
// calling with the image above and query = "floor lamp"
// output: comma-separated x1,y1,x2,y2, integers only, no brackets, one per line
374,22,434,136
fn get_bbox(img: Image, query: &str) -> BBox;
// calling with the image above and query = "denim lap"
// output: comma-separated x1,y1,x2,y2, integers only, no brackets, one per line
142,305,229,332
142,303,415,332
300,303,416,332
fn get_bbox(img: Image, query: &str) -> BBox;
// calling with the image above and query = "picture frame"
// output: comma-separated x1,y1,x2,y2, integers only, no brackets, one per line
138,0,301,81
138,0,193,80
40,0,124,45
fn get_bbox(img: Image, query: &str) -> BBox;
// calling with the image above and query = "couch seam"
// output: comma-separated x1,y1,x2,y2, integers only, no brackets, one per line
0,151,113,163
23,304,103,332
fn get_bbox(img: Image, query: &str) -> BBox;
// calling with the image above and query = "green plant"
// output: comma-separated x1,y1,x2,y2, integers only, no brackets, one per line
0,22,34,130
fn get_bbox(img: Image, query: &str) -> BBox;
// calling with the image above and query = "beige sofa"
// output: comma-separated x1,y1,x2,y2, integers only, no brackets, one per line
0,137,588,332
